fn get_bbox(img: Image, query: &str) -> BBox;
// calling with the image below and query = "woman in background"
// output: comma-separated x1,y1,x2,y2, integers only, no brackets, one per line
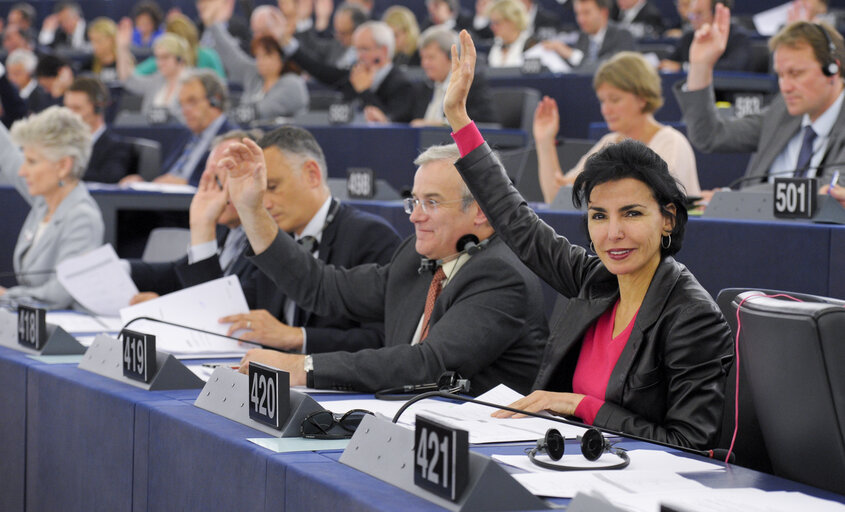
383,6,421,67
82,17,122,82
486,0,536,67
0,107,103,309
118,31,191,121
534,52,701,203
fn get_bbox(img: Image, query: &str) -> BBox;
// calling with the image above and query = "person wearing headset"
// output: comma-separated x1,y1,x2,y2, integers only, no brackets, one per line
63,77,134,184
443,31,733,449
675,10,845,190
222,139,547,396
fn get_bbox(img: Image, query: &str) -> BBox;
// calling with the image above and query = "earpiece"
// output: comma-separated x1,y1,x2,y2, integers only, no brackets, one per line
207,92,223,109
527,427,630,471
815,23,840,77
296,199,340,256
418,235,493,273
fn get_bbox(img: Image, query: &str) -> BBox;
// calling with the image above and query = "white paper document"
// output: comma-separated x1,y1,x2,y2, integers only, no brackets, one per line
127,182,197,194
56,244,139,316
119,276,254,358
597,488,845,512
512,470,708,499
46,311,123,334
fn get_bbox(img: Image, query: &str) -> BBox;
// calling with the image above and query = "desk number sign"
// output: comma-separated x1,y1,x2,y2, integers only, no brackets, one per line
121,329,156,383
774,177,817,219
414,415,469,501
17,305,46,350
248,362,289,429
347,168,375,199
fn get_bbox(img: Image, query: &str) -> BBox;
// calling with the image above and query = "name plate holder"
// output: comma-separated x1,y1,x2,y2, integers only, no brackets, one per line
705,189,845,224
78,334,203,390
193,366,325,437
0,308,85,355
340,414,550,511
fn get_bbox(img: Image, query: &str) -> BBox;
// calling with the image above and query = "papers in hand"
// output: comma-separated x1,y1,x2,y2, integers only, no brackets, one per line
119,275,254,359
56,244,139,316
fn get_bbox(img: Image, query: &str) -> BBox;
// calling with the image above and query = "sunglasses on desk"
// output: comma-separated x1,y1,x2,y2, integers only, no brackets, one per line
300,409,374,439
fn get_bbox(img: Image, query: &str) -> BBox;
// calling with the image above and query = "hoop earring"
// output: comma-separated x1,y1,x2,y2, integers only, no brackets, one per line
661,234,671,249
589,241,595,253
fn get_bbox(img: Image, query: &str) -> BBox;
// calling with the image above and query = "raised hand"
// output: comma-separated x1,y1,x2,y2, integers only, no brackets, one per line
189,166,229,243
219,138,267,215
689,3,731,70
443,30,477,132
532,96,560,143
349,62,375,93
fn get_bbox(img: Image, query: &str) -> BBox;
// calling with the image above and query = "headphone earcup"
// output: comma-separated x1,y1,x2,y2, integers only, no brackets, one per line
826,61,840,77
579,428,608,461
539,428,565,461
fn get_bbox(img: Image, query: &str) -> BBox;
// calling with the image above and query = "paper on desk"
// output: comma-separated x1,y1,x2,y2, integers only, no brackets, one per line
248,437,349,453
600,488,845,512
119,276,254,358
752,3,790,36
56,244,138,316
46,311,123,334
512,470,708,499
127,182,197,194
494,449,723,474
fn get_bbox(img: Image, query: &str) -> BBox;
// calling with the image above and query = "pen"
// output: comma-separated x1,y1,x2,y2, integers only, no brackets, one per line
829,170,840,194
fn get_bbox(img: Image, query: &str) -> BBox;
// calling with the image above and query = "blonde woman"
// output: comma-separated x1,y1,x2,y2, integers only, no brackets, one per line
535,52,701,203
0,107,103,309
383,6,421,66
83,17,124,82
132,13,226,79
486,0,536,67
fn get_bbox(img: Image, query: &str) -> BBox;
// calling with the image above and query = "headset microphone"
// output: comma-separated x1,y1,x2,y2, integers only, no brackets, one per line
417,234,491,274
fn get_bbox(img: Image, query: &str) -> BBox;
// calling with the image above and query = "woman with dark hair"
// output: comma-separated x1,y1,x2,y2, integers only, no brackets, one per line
202,14,308,119
443,31,733,449
131,0,164,48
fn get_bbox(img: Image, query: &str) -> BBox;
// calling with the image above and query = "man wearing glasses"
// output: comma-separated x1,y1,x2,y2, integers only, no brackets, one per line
221,141,547,396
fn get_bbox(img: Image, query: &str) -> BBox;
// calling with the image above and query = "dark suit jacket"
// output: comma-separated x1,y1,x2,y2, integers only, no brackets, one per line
24,84,57,114
668,23,751,71
0,73,27,127
455,141,734,449
160,116,240,186
251,230,548,396
289,45,416,122
84,128,134,183
138,203,402,354
610,1,665,38
413,66,498,124
569,24,636,73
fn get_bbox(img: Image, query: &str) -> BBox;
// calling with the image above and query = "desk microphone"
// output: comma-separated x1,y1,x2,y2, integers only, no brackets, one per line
392,391,735,463
726,161,845,189
418,234,492,274
121,316,260,346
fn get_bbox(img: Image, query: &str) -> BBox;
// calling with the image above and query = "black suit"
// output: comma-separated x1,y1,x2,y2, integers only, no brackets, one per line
610,1,665,38
289,45,416,122
136,203,402,354
413,66,498,124
160,116,241,186
0,73,27,128
668,23,751,72
568,24,636,73
84,128,134,183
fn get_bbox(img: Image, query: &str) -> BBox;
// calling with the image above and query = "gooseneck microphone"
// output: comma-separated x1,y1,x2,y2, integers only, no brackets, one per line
121,316,261,346
392,391,735,463
726,161,845,189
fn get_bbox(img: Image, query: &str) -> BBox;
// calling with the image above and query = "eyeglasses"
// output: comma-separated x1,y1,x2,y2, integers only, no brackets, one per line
300,409,374,439
403,197,466,215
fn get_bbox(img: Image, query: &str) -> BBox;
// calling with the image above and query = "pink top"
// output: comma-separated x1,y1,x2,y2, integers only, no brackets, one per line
452,123,638,424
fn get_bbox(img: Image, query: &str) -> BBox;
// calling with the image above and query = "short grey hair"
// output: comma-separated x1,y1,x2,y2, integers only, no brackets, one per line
419,26,458,55
258,126,328,182
10,106,91,180
181,68,230,112
7,48,37,73
426,0,460,16
357,21,395,60
413,143,474,209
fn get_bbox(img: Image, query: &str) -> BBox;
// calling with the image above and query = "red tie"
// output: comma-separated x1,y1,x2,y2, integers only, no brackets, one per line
420,266,446,342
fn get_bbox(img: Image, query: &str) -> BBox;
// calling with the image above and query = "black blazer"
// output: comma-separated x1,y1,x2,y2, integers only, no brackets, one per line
84,128,134,183
669,23,751,71
455,141,734,449
569,24,636,73
413,66,498,124
610,1,666,37
175,202,402,354
290,44,416,122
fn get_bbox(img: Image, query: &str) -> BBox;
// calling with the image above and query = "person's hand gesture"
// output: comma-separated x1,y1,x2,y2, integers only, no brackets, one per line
490,390,585,419
197,0,226,27
219,138,267,216
689,3,731,70
443,30,477,132
350,62,375,93
533,96,560,143
189,166,229,242
117,17,133,48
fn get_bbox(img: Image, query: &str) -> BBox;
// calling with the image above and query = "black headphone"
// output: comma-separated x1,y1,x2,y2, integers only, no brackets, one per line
297,199,341,255
527,428,630,471
815,23,840,77
418,234,492,274
375,371,471,400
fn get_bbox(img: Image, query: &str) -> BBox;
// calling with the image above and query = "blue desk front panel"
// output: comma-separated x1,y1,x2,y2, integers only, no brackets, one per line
0,346,49,512
25,363,180,512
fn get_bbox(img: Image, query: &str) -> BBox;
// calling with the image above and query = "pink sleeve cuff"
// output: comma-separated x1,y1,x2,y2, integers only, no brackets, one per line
451,122,484,158
574,396,604,426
